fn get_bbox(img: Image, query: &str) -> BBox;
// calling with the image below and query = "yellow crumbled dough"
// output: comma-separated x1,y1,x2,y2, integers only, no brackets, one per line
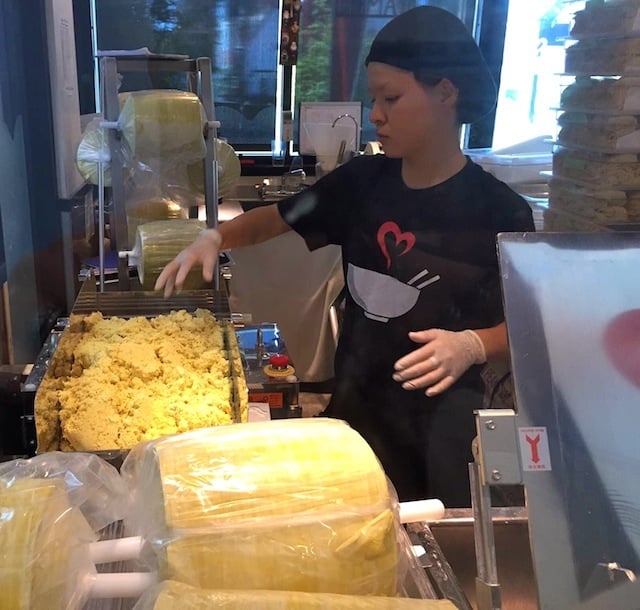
35,309,246,452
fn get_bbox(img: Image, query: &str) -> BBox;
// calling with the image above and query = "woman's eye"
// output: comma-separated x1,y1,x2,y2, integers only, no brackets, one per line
371,95,399,106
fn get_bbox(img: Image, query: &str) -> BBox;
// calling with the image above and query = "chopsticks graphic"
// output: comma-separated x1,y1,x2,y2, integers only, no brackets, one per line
407,269,441,289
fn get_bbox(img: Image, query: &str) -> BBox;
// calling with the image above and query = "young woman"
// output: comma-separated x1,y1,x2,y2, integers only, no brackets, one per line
155,6,535,506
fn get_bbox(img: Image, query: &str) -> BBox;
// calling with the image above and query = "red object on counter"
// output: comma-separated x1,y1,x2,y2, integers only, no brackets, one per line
269,354,290,369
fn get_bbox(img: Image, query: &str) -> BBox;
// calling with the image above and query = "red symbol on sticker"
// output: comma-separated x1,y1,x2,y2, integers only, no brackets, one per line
525,434,541,463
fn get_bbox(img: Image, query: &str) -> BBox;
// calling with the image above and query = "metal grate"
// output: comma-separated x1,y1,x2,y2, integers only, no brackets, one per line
71,279,231,320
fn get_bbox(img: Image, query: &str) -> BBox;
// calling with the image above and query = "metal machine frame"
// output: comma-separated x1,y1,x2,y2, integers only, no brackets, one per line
97,55,221,290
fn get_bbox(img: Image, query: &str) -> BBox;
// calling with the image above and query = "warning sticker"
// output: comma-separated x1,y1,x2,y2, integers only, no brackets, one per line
518,427,552,471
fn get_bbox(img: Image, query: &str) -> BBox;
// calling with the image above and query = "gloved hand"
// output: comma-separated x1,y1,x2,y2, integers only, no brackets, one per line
154,228,222,297
392,329,487,397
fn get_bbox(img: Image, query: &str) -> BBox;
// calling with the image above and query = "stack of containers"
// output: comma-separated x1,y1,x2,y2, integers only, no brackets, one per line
550,0,640,230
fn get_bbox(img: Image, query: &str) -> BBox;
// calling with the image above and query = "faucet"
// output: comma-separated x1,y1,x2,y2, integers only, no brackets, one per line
331,113,360,161
280,155,306,194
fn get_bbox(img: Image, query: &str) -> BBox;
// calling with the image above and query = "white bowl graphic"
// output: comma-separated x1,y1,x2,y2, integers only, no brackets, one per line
347,264,421,322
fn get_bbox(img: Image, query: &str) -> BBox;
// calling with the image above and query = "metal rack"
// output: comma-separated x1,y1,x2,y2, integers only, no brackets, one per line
98,55,220,290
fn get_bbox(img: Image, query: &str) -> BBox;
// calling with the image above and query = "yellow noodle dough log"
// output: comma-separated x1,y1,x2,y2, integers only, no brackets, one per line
119,90,206,161
0,478,95,610
124,418,399,595
143,580,457,610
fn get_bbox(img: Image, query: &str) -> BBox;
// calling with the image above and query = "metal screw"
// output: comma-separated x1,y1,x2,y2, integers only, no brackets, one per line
485,420,496,430
491,469,502,481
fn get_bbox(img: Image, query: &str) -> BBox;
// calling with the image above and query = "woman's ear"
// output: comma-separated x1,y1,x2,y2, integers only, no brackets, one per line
438,78,459,108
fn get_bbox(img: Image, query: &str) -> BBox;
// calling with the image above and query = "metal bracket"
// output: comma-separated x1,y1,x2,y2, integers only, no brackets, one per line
471,409,526,610
474,409,522,486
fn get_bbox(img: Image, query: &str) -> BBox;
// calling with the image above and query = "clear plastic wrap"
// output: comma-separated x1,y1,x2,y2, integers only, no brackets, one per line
121,418,419,597
565,38,640,77
76,116,114,186
133,580,457,610
0,452,128,609
75,92,131,186
571,1,640,40
186,138,241,199
552,147,640,189
559,77,640,115
557,112,640,153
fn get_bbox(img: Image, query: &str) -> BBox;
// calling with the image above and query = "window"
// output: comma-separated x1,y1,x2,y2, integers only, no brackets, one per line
492,0,586,149
93,0,280,152
89,0,494,158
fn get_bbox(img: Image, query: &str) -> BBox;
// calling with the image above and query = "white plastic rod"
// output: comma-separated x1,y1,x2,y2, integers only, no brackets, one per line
399,499,446,524
89,536,145,565
89,572,157,599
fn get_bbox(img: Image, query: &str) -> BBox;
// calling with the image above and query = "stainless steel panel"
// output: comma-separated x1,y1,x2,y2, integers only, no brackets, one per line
498,232,640,609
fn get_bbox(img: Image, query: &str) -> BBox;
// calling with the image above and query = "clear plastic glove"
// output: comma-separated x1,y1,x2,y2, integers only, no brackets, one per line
392,329,487,397
154,228,222,297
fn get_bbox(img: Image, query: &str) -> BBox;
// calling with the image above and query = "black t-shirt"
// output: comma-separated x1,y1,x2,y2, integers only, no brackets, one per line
278,155,535,504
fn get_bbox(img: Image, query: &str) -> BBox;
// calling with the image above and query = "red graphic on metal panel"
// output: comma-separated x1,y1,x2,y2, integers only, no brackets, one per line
603,309,640,389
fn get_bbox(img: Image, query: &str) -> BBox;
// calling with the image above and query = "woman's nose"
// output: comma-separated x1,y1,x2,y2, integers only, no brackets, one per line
369,101,384,124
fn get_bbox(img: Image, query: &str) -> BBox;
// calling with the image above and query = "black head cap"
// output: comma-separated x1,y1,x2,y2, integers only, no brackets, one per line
365,6,497,124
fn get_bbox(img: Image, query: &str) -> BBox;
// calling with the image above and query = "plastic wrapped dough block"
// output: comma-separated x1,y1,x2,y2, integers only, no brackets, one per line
0,478,96,610
119,90,206,162
133,219,207,290
122,418,407,596
134,580,457,609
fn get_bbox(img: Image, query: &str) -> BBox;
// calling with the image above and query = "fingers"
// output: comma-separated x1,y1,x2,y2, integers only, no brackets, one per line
201,250,217,283
424,375,456,397
154,261,178,296
393,354,441,389
163,274,176,299
407,328,440,344
153,258,194,298
393,327,480,397
392,362,454,396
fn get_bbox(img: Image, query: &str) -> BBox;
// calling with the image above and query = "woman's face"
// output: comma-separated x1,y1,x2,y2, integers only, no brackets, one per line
367,62,458,159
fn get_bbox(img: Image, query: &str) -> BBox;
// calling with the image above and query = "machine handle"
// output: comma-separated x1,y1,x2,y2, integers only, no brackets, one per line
399,498,446,523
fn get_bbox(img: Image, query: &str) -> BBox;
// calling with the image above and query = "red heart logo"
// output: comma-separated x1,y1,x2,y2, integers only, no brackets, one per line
603,309,640,389
377,221,416,269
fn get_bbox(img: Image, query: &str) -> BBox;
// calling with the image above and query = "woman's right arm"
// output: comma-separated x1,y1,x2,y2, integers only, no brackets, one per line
155,203,291,296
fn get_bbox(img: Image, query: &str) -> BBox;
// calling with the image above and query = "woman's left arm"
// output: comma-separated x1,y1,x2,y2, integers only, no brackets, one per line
392,322,509,397
472,321,509,361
